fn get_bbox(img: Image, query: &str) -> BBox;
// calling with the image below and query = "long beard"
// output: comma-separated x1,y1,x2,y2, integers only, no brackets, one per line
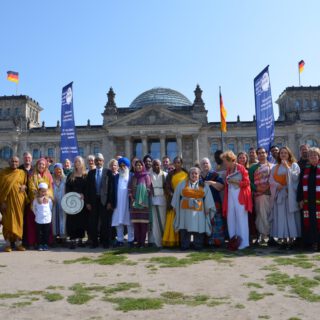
119,167,129,178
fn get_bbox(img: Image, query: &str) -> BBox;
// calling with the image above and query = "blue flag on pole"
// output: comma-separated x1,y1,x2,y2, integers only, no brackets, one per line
254,66,275,154
60,82,79,163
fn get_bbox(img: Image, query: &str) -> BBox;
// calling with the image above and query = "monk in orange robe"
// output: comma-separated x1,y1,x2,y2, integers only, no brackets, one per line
0,156,28,252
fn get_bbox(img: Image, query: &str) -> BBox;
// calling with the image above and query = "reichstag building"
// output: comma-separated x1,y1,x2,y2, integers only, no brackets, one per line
0,85,319,168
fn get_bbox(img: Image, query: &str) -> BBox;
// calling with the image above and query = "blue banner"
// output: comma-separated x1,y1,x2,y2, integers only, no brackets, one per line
60,82,79,163
254,66,275,154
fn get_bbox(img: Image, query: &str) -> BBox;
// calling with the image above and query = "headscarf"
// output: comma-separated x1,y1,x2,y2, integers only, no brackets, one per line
54,163,63,170
134,160,149,183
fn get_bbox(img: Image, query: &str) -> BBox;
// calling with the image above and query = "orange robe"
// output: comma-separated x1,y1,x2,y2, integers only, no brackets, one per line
0,168,28,241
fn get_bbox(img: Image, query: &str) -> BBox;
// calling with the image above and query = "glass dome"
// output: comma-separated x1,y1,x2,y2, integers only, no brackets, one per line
129,87,192,109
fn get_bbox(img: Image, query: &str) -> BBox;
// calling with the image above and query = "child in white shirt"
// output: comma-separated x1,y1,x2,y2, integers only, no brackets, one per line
33,182,53,251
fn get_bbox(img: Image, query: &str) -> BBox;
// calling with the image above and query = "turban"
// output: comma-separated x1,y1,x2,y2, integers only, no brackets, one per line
118,157,130,168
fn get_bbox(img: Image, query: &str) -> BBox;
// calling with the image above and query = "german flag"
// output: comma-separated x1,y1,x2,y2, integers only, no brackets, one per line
7,71,19,83
298,60,305,74
220,91,227,133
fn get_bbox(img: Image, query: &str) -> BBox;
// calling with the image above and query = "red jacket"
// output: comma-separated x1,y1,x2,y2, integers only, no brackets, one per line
222,163,253,217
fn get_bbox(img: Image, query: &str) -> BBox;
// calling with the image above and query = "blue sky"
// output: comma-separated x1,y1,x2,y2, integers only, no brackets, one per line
1,0,319,126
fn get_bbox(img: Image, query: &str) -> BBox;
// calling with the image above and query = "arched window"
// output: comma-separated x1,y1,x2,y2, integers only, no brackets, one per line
148,139,161,160
227,143,235,152
0,146,13,160
312,100,318,110
210,143,219,154
33,148,40,160
243,143,251,153
274,138,285,148
78,147,84,157
93,146,100,155
47,148,55,158
305,139,318,147
166,139,177,160
133,140,142,159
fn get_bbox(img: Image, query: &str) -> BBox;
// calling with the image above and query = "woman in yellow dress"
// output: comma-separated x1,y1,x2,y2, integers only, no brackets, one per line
162,156,188,247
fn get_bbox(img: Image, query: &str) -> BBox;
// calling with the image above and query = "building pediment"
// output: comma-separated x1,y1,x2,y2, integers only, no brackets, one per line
105,105,202,127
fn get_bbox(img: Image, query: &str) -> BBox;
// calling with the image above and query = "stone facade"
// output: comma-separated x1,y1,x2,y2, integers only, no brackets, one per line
0,85,319,168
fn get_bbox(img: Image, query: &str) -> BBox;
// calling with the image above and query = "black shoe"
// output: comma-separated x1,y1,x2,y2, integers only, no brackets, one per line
292,238,302,249
279,242,287,250
115,241,124,248
128,241,134,248
90,242,99,249
252,239,260,247
77,239,86,248
69,241,76,249
286,243,294,250
267,238,278,247
102,243,110,249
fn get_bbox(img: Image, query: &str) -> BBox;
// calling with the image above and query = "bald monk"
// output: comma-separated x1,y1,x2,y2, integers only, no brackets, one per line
0,156,28,252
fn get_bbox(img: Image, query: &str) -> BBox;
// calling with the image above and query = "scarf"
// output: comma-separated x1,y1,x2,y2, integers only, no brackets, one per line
273,164,287,186
181,181,205,211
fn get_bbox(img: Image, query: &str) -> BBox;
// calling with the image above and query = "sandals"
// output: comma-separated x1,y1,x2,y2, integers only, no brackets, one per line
4,246,12,252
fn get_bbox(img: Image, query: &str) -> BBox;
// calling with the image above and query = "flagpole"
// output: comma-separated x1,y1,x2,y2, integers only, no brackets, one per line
219,86,224,150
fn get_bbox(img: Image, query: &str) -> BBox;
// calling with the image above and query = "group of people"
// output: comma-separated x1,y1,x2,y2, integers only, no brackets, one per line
0,143,319,252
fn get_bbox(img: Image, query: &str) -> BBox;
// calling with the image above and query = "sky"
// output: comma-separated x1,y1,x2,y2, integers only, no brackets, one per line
1,0,319,126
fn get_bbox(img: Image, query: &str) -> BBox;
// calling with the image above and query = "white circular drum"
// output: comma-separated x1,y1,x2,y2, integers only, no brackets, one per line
61,192,84,215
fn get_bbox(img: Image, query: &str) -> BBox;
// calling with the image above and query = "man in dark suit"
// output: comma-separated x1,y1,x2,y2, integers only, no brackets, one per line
85,153,112,248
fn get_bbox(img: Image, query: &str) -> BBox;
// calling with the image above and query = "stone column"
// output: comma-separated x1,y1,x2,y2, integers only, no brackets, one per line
13,142,18,155
40,143,46,158
287,132,296,155
160,136,166,158
86,143,91,156
108,136,115,159
53,145,58,162
142,136,148,156
101,136,109,161
176,134,182,158
236,138,242,153
56,146,60,161
19,138,28,159
193,134,199,163
125,137,132,159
